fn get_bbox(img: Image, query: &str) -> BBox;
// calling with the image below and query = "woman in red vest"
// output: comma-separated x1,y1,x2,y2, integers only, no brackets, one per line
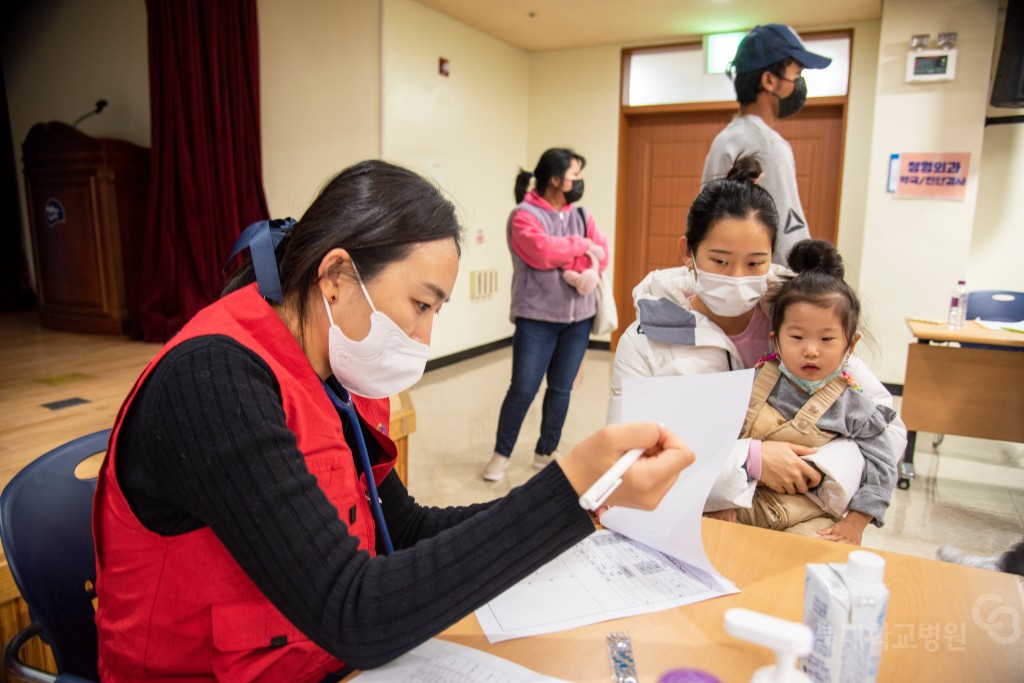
93,160,693,682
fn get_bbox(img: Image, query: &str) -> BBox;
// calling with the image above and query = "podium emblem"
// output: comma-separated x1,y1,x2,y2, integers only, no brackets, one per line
44,198,66,227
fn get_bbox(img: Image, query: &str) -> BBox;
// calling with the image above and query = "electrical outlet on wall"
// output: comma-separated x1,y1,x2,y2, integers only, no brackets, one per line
468,270,498,299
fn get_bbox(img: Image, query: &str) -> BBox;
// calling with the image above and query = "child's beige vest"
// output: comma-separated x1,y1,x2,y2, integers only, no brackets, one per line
737,361,848,534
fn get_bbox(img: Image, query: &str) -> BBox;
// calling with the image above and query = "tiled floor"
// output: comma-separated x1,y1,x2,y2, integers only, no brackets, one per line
407,346,1024,563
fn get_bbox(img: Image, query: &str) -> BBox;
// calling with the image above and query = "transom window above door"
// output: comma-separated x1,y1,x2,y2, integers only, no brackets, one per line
625,33,851,107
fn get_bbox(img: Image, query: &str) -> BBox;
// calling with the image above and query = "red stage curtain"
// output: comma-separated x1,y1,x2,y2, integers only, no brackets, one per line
137,0,268,342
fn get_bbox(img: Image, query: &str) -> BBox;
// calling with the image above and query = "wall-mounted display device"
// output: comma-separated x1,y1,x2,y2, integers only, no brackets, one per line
906,48,957,82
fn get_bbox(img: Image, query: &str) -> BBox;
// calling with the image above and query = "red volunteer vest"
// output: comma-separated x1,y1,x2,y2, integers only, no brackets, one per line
93,284,397,681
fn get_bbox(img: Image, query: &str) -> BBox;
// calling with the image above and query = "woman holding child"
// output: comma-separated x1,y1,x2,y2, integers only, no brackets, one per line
608,156,906,543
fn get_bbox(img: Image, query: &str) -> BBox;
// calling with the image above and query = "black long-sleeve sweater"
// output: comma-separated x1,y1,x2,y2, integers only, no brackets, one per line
115,335,595,671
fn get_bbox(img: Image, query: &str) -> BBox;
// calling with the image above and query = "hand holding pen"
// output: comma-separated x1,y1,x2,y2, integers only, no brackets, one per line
556,422,694,514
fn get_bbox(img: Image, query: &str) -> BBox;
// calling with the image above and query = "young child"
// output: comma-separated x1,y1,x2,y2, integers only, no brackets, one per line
726,239,898,544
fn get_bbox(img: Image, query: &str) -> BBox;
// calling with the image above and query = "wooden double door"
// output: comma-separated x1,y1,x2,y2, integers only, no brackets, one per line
614,102,845,343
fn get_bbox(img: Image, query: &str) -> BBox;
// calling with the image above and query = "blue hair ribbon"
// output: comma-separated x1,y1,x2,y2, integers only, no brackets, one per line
226,218,297,303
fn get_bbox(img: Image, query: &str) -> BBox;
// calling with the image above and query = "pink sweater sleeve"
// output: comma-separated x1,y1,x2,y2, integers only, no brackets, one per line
509,210,591,270
563,213,611,273
746,439,763,481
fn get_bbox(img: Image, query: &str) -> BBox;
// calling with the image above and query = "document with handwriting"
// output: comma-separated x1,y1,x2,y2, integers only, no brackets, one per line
476,370,754,643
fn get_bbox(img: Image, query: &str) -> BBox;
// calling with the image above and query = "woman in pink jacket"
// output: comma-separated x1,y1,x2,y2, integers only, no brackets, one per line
482,148,610,482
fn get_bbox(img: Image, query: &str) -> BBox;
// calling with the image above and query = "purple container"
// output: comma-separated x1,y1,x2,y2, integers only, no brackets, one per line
657,669,724,683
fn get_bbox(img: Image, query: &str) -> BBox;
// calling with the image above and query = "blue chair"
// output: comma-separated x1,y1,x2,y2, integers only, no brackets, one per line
965,289,1024,322
0,430,110,683
962,290,1024,351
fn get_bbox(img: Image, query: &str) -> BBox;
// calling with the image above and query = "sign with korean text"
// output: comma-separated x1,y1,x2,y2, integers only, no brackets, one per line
895,152,971,200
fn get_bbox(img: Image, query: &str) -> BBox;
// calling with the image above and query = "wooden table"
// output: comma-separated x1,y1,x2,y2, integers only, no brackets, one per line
435,519,1024,682
898,319,1024,487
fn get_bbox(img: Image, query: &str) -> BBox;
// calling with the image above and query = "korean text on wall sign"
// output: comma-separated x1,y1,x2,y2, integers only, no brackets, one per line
895,152,971,200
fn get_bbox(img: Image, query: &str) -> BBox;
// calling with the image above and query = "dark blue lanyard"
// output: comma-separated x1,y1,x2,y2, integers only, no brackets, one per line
321,380,394,555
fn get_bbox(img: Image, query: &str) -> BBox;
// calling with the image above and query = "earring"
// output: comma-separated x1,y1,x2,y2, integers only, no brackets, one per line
330,295,337,303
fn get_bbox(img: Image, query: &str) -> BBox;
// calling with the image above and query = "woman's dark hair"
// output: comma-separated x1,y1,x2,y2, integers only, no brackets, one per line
732,58,792,105
768,239,860,345
686,155,778,256
513,147,586,203
224,159,462,334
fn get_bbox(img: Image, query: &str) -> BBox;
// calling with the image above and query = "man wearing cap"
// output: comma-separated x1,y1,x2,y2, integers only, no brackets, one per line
702,24,832,264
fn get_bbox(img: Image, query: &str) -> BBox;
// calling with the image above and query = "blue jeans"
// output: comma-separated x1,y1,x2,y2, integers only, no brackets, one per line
494,316,594,457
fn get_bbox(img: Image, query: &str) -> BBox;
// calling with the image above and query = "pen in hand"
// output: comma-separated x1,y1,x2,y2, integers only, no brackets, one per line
578,447,646,511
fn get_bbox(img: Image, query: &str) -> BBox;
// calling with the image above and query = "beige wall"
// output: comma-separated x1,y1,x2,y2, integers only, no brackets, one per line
259,0,383,217
381,0,530,358
833,20,881,290
528,44,623,340
856,0,1000,382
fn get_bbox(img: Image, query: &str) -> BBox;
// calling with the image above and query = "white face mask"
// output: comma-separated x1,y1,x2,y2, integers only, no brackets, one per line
692,264,769,317
322,266,430,399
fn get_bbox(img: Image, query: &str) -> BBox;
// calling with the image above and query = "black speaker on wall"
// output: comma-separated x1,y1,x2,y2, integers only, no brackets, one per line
991,0,1024,108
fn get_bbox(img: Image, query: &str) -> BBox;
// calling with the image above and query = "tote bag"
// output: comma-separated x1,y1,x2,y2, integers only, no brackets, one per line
592,268,618,335
578,208,618,335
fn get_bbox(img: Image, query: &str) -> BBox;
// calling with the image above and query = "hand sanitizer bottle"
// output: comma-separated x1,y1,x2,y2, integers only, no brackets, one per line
724,608,813,683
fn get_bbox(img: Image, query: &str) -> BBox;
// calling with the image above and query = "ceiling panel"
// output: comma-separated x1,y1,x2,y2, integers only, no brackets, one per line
408,0,882,52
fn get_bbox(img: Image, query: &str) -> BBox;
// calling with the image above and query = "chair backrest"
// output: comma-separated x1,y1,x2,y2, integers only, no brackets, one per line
965,290,1024,323
0,430,109,681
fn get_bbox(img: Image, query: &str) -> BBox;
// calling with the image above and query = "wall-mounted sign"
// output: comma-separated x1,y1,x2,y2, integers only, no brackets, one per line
895,152,970,200
44,198,66,226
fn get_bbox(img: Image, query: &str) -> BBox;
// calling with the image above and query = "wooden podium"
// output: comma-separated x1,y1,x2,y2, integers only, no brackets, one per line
22,122,149,334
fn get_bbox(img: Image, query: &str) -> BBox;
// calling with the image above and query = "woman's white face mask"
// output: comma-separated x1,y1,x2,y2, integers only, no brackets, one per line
692,264,769,317
322,265,430,399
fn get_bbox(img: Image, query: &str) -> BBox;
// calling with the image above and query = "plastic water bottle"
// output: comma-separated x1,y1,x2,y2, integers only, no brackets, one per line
947,279,966,329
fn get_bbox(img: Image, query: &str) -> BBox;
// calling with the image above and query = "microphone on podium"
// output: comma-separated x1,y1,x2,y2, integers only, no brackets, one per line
72,99,108,128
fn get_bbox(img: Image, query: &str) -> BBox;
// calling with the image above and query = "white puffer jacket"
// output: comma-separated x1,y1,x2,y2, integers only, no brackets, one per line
607,265,907,512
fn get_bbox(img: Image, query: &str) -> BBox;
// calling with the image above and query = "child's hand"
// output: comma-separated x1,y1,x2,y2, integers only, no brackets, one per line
704,508,738,523
817,511,872,545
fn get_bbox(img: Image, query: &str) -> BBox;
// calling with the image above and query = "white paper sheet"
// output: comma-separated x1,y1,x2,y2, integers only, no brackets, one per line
973,318,1024,333
475,370,754,643
475,529,728,643
604,370,755,576
351,638,569,682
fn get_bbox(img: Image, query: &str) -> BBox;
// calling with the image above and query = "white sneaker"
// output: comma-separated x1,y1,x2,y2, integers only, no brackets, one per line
533,450,561,470
936,544,1003,571
482,453,511,481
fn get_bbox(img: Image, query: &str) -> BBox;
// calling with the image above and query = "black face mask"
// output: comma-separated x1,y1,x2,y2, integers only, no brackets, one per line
563,179,584,204
773,75,807,118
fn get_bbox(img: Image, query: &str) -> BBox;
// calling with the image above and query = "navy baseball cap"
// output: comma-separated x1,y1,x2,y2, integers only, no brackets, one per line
732,24,832,74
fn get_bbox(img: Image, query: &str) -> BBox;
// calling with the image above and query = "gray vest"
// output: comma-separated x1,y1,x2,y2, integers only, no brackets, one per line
507,202,597,324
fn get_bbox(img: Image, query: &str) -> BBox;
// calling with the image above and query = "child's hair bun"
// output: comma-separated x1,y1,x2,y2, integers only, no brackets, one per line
787,239,845,279
725,155,763,184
